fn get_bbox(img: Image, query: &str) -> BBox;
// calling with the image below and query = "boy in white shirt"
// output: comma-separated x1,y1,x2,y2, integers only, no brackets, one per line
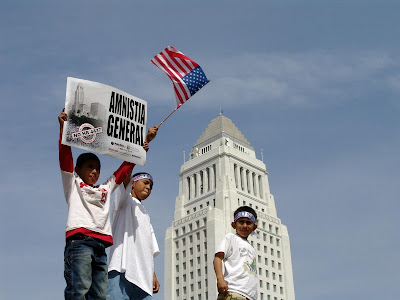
107,172,160,299
213,206,258,300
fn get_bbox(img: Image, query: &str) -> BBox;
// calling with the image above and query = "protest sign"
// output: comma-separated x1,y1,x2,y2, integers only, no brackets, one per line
62,77,147,165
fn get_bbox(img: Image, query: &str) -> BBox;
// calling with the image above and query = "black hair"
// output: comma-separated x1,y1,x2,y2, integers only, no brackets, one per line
76,152,101,168
233,206,258,221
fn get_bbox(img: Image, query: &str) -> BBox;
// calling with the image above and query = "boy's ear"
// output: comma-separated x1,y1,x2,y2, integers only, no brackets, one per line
231,222,236,229
253,224,258,231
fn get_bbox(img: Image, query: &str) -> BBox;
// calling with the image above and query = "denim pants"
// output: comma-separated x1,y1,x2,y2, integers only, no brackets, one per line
64,236,108,300
107,270,152,300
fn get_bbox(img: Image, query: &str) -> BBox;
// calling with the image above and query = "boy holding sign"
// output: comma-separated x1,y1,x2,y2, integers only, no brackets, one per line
58,110,157,299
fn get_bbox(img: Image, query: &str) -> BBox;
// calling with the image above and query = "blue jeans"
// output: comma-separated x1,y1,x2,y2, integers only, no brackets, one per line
107,270,152,300
64,236,108,300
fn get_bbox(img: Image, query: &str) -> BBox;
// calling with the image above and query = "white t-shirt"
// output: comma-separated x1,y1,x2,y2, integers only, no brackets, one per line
61,170,117,236
216,233,258,300
108,184,160,296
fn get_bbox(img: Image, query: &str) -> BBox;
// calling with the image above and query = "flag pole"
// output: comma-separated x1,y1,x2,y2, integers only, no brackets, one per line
158,106,180,128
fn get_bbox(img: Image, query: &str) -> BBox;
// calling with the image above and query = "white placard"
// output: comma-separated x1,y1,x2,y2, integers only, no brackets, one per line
62,77,147,165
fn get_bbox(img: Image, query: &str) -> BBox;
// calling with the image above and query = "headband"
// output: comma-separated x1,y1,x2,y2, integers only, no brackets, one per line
132,173,153,182
234,211,256,224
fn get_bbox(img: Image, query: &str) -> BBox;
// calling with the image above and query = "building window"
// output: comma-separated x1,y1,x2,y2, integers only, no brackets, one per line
182,227,186,234
183,274,186,282
176,289,179,297
260,280,263,288
190,259,193,267
182,238,186,246
277,250,281,258
189,223,193,231
176,277,179,284
176,265,179,272
176,253,179,260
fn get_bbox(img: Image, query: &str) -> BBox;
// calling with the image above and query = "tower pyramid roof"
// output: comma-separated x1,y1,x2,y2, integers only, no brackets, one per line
194,114,251,147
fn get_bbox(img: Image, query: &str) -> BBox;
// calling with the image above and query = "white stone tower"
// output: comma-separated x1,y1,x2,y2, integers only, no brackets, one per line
164,114,295,300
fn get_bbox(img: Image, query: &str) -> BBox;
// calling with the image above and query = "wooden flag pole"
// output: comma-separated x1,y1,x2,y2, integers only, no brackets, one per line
158,106,179,128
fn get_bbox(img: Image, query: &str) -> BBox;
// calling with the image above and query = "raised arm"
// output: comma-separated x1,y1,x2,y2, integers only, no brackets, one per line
120,126,159,188
58,110,73,173
213,252,228,295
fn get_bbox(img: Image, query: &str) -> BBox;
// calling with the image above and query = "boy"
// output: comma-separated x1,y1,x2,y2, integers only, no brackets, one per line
107,172,160,300
213,206,258,300
58,110,156,299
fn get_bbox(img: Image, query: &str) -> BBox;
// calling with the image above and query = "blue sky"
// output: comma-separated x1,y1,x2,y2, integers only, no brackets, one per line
1,1,399,299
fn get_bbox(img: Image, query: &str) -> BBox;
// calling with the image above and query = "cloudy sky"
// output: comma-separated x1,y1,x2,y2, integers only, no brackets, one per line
1,1,399,299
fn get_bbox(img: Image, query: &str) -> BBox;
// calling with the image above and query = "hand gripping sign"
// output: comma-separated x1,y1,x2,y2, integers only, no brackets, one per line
62,77,147,165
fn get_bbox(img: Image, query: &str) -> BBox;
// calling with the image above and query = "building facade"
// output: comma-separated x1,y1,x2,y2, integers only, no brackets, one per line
164,114,295,300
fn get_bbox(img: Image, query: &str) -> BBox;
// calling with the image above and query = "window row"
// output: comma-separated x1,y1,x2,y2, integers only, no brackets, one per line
175,221,207,238
186,165,216,200
234,163,263,198
186,200,215,215
238,198,265,213
259,280,285,295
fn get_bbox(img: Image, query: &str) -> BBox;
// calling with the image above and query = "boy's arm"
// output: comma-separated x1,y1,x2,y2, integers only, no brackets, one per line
120,126,158,188
114,126,158,187
58,110,73,173
213,252,228,295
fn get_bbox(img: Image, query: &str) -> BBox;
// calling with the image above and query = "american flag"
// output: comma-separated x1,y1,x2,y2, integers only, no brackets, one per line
151,46,209,107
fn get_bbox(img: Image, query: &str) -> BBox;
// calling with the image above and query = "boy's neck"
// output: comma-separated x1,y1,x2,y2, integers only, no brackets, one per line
236,233,249,240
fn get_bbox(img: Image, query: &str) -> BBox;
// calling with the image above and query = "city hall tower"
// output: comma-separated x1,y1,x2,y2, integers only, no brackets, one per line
164,114,295,300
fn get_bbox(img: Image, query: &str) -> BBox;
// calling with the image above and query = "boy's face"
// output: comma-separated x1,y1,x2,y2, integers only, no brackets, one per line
75,159,101,186
231,217,257,239
131,178,153,201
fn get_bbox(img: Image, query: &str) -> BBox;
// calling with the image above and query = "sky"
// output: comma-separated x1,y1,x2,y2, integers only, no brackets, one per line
0,0,399,299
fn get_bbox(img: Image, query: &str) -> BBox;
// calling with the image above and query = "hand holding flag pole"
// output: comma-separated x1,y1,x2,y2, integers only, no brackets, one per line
151,46,210,127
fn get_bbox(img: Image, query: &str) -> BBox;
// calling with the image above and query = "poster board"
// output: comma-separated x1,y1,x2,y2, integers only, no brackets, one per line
62,77,147,165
